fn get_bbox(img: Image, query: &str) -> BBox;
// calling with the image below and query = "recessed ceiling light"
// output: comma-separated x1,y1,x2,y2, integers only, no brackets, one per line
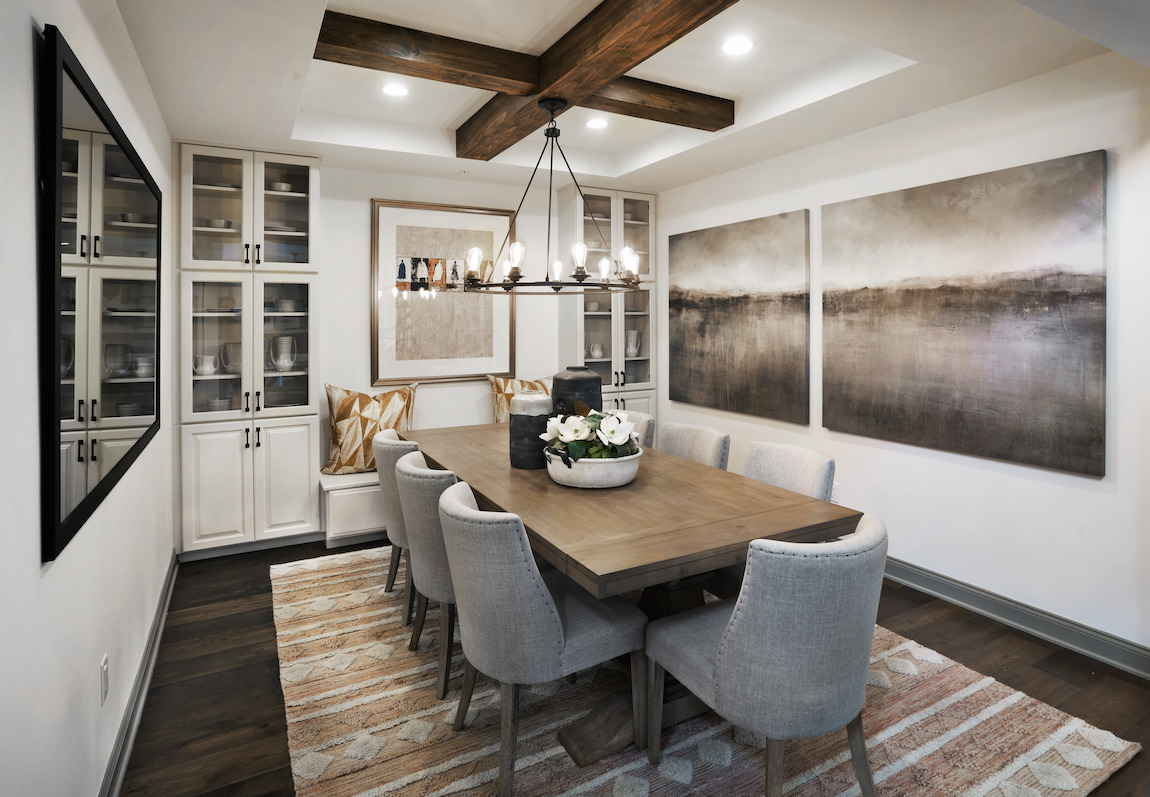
586,117,608,129
722,35,754,56
382,83,408,97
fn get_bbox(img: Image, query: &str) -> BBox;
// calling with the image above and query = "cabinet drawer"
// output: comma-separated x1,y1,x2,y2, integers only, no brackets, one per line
324,482,387,540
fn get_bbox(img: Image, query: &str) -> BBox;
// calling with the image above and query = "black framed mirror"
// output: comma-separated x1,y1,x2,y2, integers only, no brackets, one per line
37,25,162,560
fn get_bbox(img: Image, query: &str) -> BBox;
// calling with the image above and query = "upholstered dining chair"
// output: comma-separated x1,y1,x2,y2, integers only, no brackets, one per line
438,480,649,796
624,409,656,448
395,450,460,700
646,515,888,797
744,440,835,501
371,429,419,625
658,422,730,469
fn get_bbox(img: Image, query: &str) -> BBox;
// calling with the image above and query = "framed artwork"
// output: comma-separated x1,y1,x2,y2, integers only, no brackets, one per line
822,151,1106,476
371,199,515,384
668,210,810,424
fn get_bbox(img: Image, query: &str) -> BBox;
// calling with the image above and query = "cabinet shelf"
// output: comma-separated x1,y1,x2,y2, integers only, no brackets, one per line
107,220,157,230
103,309,156,317
192,183,241,193
103,376,155,384
192,373,241,381
264,189,307,198
264,369,307,377
192,225,240,234
108,175,146,187
262,311,308,317
263,229,307,237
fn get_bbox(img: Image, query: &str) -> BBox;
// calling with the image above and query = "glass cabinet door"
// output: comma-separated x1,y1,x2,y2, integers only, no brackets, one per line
185,274,251,421
581,289,613,389
61,130,92,265
183,146,253,268
95,136,159,265
621,288,652,389
620,194,652,279
90,270,157,428
255,155,313,269
257,276,315,415
580,191,614,276
60,267,89,430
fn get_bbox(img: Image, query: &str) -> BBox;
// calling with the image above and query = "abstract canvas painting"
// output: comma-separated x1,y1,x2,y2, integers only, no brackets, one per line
669,211,810,424
822,151,1106,475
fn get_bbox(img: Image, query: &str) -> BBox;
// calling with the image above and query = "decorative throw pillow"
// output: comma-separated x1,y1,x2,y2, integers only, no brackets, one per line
487,375,552,423
322,383,418,474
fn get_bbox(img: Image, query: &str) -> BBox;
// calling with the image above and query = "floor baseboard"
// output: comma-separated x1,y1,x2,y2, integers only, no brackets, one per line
886,557,1150,681
101,551,179,797
178,531,325,562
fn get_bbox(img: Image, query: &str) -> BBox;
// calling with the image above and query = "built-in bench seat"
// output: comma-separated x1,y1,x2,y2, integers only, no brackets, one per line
319,471,388,547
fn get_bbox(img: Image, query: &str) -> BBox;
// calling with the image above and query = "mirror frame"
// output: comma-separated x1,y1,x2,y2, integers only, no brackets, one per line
37,25,162,561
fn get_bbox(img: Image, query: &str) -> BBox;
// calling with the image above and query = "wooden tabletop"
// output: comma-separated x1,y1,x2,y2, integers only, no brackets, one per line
402,424,862,598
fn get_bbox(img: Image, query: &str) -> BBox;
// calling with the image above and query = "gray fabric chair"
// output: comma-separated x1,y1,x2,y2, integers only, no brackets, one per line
659,422,730,469
744,440,835,501
395,450,459,700
371,429,419,625
624,409,655,448
438,480,649,796
647,516,888,797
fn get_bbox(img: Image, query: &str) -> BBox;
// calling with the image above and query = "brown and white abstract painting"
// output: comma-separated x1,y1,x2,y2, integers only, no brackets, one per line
669,211,810,424
822,151,1106,475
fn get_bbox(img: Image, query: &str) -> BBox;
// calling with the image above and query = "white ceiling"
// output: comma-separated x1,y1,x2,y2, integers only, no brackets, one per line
115,0,1145,194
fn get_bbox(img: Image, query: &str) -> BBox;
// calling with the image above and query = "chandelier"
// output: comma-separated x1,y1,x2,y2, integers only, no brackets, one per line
460,98,641,295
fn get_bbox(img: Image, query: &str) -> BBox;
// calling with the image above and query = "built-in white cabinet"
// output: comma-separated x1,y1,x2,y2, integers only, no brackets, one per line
180,271,317,423
180,145,317,271
60,427,145,516
181,416,320,552
62,129,159,268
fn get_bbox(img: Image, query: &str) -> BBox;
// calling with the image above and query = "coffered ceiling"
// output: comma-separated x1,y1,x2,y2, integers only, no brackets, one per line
115,0,1138,193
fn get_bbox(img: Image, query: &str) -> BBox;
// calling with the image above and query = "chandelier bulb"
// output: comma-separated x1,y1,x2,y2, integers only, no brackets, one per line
509,241,526,270
620,246,639,276
571,241,588,271
551,259,564,281
598,256,611,281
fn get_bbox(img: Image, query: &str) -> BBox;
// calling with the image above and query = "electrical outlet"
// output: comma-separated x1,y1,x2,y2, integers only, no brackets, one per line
831,482,841,504
100,654,109,705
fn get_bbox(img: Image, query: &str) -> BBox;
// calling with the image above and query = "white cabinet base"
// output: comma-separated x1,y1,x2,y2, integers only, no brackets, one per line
319,471,388,547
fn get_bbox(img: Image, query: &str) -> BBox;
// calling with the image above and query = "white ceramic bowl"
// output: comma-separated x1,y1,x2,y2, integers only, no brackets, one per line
269,181,292,192
545,448,641,489
207,218,231,228
121,212,145,223
208,399,231,412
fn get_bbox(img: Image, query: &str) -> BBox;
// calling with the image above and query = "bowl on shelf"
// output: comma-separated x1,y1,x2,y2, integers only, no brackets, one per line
117,402,141,417
121,212,146,223
269,181,292,192
276,298,297,312
208,398,231,412
207,218,232,228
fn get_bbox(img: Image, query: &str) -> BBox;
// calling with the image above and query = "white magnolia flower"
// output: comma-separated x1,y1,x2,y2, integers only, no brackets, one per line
596,414,635,446
539,416,564,442
613,411,629,424
556,415,592,443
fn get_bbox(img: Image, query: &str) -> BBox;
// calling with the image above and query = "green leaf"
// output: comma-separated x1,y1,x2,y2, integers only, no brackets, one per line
566,439,590,461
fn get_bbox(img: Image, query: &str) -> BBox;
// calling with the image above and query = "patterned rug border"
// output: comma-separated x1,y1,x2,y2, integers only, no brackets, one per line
270,547,1141,796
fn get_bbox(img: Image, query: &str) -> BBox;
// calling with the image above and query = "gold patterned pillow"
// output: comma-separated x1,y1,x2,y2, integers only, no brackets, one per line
487,375,552,423
322,383,418,474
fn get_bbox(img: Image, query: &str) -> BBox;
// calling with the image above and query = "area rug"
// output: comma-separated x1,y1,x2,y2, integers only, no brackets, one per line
270,548,1139,796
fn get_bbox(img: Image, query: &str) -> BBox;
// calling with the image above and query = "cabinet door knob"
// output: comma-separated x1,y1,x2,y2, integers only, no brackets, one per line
620,371,626,386
254,243,261,265
90,440,98,462
93,235,101,259
621,398,627,409
245,427,250,449
244,391,251,412
255,391,261,412
244,243,250,265
80,234,87,258
78,399,85,423
91,399,98,421
255,427,262,447
78,440,85,463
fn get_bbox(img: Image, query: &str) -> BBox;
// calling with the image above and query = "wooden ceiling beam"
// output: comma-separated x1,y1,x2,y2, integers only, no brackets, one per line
314,11,539,96
583,76,734,131
456,0,741,160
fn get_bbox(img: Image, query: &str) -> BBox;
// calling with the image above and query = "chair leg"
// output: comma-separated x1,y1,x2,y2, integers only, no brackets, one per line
630,650,647,753
496,682,520,797
385,544,402,592
646,657,664,764
847,711,878,797
436,603,456,700
408,591,428,651
453,659,477,731
765,739,785,797
402,549,416,626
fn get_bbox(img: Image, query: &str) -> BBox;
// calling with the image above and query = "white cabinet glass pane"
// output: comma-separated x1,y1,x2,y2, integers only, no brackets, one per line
191,281,244,414
262,282,310,410
191,154,245,262
100,144,159,261
623,290,651,386
261,162,310,265
582,289,612,386
98,277,156,419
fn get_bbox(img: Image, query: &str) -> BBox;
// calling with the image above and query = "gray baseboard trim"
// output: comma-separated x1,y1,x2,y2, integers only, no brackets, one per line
885,557,1150,681
178,531,325,563
101,550,179,797
325,530,387,549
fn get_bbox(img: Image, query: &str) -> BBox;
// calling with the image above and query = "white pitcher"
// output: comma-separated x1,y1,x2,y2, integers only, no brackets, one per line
273,336,296,372
194,354,218,375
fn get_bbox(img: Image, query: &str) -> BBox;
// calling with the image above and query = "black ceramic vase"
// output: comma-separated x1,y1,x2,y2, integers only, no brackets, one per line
551,365,603,416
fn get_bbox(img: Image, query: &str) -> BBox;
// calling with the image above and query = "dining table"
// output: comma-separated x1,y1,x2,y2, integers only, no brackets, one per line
400,423,865,765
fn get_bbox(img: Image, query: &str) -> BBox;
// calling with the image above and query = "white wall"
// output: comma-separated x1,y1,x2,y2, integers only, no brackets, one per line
318,166,561,438
657,53,1150,647
0,0,176,793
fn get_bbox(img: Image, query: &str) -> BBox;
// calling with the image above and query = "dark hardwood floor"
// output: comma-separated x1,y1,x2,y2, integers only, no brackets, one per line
120,542,1150,796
